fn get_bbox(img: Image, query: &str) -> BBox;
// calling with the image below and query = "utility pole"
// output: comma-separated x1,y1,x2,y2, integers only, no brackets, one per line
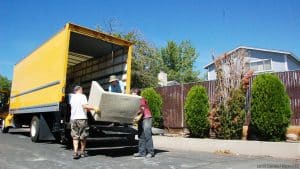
211,48,215,61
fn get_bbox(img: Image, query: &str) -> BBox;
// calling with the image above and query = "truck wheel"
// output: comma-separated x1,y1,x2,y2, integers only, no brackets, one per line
1,119,9,133
30,116,40,142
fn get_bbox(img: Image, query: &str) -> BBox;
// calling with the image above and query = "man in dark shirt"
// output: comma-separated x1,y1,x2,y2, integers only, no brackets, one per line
108,75,124,93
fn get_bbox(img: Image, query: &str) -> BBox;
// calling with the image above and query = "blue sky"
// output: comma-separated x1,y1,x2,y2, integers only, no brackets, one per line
1,0,300,79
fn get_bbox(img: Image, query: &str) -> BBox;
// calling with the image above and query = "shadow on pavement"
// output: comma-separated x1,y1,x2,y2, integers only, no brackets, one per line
6,129,169,157
62,139,169,157
87,147,168,157
87,146,137,157
8,131,30,137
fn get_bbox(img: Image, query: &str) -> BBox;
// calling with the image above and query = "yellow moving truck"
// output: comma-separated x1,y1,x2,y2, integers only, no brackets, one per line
2,23,136,143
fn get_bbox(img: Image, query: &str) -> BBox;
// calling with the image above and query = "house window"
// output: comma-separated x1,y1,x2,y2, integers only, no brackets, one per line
264,60,271,70
248,59,272,72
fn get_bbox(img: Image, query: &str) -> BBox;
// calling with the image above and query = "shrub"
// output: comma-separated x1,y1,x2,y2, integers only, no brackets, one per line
250,74,291,141
219,88,246,139
141,88,163,128
184,85,210,137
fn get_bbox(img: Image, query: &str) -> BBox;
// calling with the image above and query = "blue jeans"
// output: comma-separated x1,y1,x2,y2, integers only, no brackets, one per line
138,118,154,156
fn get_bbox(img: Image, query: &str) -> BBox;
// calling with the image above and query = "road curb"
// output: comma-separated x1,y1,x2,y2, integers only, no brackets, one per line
153,136,300,159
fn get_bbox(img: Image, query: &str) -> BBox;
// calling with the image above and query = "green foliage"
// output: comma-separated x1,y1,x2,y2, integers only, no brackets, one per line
218,88,246,139
250,74,291,141
0,74,10,109
160,40,200,83
141,88,163,128
131,71,158,89
96,21,162,88
184,85,210,137
210,49,249,139
126,35,201,88
96,19,200,88
0,74,11,91
123,31,162,89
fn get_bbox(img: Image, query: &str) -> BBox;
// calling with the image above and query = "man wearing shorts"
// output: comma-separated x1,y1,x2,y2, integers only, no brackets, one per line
69,85,99,159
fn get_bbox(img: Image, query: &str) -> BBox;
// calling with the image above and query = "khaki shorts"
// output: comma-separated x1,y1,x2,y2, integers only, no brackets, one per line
71,119,89,140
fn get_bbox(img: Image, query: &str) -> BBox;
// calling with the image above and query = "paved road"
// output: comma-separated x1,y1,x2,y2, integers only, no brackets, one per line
0,130,299,169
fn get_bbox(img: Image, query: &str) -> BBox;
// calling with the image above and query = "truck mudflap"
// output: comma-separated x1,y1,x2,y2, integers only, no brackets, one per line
38,114,56,140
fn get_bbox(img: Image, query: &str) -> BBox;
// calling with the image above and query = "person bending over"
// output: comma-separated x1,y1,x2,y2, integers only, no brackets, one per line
69,85,100,159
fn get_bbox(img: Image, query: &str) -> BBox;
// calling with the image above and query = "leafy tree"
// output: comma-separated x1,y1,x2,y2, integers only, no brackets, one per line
96,20,162,88
250,74,291,141
96,19,200,88
0,74,11,91
141,88,163,128
0,74,11,109
160,40,199,83
123,31,162,88
210,49,249,139
184,85,210,137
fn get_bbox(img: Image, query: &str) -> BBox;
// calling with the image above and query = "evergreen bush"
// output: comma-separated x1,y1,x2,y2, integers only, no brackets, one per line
219,88,246,139
250,74,291,141
184,85,210,137
141,88,163,128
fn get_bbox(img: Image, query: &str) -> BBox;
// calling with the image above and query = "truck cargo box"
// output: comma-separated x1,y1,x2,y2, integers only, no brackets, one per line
5,23,136,142
9,23,133,114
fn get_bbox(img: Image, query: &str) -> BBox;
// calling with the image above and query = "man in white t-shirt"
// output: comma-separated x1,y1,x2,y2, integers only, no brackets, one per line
69,85,100,159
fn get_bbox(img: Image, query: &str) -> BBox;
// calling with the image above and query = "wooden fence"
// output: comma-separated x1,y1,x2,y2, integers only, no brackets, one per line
156,70,300,129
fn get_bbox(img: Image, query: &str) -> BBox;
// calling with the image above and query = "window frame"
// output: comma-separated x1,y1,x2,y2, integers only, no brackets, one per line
247,59,273,73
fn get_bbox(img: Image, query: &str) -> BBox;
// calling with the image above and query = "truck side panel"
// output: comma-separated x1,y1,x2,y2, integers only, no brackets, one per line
10,29,69,112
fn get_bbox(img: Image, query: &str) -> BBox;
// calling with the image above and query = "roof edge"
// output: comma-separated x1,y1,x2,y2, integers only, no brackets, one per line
203,46,300,69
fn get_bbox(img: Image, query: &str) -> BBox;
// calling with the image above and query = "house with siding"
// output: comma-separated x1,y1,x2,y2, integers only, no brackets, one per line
204,46,300,80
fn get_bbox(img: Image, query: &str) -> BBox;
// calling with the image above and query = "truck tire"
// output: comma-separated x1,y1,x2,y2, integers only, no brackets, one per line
1,119,9,133
30,116,40,142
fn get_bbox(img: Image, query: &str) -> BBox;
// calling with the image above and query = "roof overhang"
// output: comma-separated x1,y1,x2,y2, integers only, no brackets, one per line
203,46,300,69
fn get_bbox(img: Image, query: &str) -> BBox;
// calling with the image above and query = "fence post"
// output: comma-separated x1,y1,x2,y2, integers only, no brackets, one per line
245,77,252,125
181,83,184,128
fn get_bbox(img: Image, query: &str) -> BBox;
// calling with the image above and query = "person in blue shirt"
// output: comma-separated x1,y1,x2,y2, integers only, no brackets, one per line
108,75,124,93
